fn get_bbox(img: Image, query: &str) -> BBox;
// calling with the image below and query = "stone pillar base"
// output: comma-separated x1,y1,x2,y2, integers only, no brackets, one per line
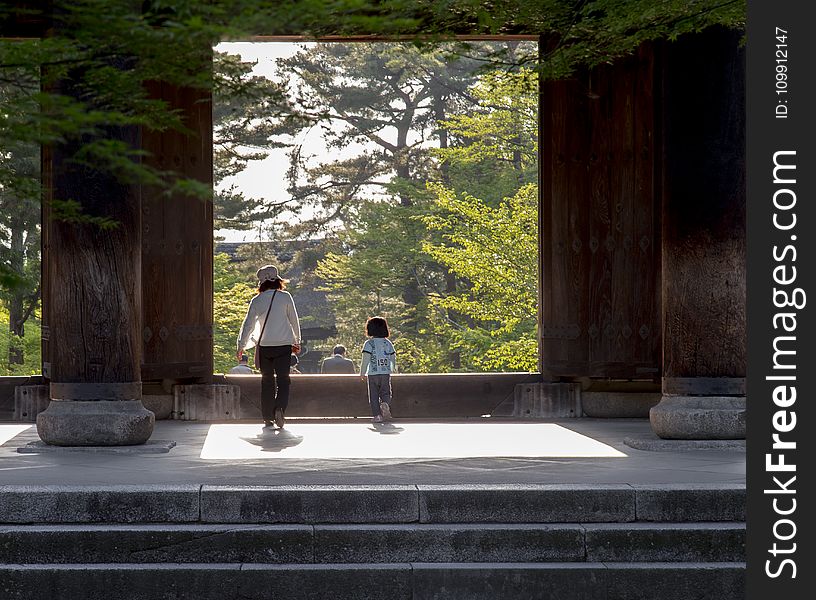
650,396,746,439
141,395,173,420
37,400,155,446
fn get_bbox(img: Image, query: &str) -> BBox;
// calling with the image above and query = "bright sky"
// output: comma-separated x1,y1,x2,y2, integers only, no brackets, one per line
214,42,377,243
214,40,536,245
214,41,455,243
214,42,301,243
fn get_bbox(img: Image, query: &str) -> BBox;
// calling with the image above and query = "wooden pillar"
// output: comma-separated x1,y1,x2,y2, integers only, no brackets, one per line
650,28,746,439
38,71,153,445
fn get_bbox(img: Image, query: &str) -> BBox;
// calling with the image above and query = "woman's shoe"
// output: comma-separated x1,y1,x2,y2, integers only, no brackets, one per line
263,420,274,428
275,408,285,429
379,402,392,421
372,415,384,423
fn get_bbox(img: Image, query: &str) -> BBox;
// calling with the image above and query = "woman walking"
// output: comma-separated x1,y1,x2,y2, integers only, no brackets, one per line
237,265,301,429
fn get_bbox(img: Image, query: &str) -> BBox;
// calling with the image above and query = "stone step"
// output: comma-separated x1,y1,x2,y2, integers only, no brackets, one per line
0,484,746,524
0,562,746,600
0,523,745,564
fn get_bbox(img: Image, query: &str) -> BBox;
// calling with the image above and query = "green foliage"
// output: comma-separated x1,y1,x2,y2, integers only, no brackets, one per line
1,67,41,369
0,62,40,295
273,40,485,234
423,183,538,371
415,68,540,371
436,66,539,204
0,304,41,375
212,253,257,374
310,63,542,372
313,202,422,368
437,68,538,167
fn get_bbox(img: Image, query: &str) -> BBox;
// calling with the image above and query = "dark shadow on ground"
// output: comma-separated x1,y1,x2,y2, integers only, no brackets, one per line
367,422,405,435
240,428,304,452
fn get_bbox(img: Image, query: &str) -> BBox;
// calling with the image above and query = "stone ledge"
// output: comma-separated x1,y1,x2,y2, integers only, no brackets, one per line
0,484,748,525
583,523,745,562
314,524,585,563
417,484,636,523
141,395,173,420
0,563,746,600
17,441,176,454
0,524,314,564
412,562,744,600
0,486,201,524
200,485,420,524
602,562,745,600
582,392,661,418
0,563,412,600
632,484,746,522
623,436,745,452
0,522,747,564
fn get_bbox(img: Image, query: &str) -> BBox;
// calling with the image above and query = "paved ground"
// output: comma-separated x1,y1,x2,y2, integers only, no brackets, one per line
0,418,745,487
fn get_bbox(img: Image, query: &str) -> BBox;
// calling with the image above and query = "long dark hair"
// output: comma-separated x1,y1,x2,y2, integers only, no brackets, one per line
365,316,390,338
258,278,286,293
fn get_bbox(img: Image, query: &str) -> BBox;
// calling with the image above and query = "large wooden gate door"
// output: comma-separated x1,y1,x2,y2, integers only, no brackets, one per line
140,83,214,383
539,45,661,380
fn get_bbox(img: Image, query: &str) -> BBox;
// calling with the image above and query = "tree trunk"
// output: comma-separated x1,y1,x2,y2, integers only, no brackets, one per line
434,91,460,369
394,95,416,207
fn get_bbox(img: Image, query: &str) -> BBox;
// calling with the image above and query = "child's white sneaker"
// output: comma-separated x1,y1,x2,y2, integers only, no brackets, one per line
379,402,392,421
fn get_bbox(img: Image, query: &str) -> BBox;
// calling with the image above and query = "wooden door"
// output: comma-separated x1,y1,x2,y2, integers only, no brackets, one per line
539,45,661,379
140,82,214,382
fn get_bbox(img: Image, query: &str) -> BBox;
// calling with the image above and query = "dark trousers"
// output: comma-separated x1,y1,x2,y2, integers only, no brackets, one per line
367,373,392,416
258,345,292,420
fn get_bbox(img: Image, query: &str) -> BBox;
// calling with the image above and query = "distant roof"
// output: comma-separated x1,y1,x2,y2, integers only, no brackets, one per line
215,240,335,329
215,240,323,262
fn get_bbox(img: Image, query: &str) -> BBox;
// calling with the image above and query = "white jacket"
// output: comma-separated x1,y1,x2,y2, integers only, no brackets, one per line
237,290,301,350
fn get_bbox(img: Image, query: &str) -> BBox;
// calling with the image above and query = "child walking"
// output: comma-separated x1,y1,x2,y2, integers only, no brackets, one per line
360,316,397,422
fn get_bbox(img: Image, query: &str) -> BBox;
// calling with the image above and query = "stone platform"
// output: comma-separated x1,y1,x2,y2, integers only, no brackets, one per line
0,418,746,599
0,418,745,486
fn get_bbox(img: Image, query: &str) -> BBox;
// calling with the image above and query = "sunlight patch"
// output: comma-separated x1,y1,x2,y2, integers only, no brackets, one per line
199,422,627,460
0,425,33,446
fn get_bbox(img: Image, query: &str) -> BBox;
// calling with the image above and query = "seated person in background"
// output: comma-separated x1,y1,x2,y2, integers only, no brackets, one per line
229,354,255,375
320,344,356,374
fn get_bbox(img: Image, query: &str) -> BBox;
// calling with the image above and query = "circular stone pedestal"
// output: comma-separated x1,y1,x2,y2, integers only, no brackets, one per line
37,400,155,446
649,396,745,440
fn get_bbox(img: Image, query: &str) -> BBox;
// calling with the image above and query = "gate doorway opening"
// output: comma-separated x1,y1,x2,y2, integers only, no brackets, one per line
210,39,540,375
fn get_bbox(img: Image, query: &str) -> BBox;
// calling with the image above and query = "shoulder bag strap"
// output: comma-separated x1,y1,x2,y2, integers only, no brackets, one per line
257,290,277,345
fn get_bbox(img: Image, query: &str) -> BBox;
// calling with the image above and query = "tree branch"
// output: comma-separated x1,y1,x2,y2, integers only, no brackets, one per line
14,282,40,332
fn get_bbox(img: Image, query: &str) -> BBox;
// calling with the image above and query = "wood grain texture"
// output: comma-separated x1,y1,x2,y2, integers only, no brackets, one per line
43,128,142,384
660,29,746,380
141,81,214,383
540,44,660,379
541,75,591,369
